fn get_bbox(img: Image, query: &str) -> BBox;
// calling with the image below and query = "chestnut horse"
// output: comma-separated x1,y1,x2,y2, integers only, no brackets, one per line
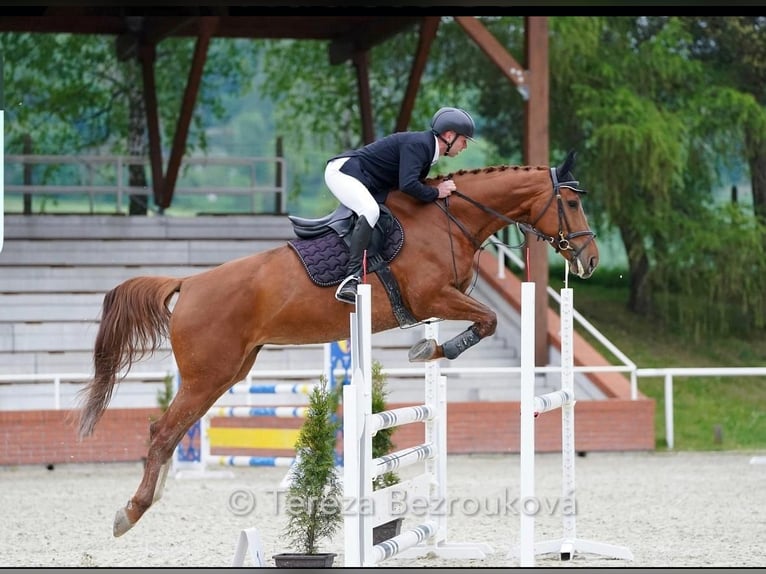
76,151,599,537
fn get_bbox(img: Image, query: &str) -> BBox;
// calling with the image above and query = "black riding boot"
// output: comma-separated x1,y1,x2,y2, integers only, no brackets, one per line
335,215,374,304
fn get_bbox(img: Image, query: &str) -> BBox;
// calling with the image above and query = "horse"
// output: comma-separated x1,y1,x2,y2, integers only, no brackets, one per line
76,150,599,537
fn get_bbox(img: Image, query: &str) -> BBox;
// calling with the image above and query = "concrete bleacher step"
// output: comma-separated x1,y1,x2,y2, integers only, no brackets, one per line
1,239,287,266
0,293,105,322
0,343,329,377
4,214,293,240
0,380,169,411
1,265,215,293
0,322,102,353
0,351,172,377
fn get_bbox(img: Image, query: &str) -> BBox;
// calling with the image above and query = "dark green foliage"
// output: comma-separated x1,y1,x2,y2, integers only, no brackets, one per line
155,373,174,413
370,360,400,490
282,376,342,555
650,203,766,339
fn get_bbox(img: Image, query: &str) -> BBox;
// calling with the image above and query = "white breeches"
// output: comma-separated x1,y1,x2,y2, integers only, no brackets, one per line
324,157,380,226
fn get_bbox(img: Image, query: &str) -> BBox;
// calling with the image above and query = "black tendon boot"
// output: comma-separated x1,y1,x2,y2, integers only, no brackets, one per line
335,215,374,304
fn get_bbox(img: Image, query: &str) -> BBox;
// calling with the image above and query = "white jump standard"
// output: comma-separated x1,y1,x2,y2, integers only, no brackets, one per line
343,283,492,567
516,281,634,566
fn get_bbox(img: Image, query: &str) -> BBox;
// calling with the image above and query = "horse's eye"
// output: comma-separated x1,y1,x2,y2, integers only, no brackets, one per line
568,200,579,208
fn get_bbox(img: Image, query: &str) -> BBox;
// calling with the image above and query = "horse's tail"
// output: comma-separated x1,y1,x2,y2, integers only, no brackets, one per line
77,276,182,439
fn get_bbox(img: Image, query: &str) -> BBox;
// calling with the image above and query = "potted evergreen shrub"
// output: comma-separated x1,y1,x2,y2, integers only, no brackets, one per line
273,375,342,568
370,360,404,544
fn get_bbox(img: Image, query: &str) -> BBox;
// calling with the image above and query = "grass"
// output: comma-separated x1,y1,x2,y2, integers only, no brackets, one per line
551,267,766,452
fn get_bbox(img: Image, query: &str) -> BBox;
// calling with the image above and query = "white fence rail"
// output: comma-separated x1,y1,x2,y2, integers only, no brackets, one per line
635,367,766,449
5,154,287,214
3,364,765,450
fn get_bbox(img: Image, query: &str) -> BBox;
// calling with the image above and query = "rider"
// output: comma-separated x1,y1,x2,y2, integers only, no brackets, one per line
324,106,476,304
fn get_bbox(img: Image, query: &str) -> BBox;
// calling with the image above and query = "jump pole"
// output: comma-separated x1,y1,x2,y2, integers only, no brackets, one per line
172,339,347,480
172,374,318,481
516,282,633,565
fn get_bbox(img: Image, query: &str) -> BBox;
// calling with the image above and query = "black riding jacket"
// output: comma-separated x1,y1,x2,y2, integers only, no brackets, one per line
330,131,439,204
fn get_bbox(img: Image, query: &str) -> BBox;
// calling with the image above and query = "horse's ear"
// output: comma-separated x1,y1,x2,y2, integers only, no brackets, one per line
556,149,577,179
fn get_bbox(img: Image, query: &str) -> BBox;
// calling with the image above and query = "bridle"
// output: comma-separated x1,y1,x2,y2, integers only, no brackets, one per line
437,167,596,261
521,167,597,259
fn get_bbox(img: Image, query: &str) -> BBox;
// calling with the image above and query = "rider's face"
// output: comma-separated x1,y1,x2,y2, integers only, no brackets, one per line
446,134,469,157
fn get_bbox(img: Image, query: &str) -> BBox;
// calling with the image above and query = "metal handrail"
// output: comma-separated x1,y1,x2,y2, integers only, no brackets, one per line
4,154,287,214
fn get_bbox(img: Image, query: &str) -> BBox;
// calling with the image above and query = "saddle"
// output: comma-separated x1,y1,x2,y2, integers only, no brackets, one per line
287,205,417,327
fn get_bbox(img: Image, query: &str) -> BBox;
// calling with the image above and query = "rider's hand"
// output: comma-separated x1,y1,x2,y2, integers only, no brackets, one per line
437,179,456,199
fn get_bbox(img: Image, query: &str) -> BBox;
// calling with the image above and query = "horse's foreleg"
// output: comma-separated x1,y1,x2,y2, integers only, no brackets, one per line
407,293,496,362
407,324,482,361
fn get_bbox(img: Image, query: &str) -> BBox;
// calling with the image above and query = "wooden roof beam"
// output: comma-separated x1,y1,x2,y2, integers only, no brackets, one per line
328,17,419,65
454,16,529,100
159,17,219,209
395,16,440,133
0,16,126,35
117,17,200,61
139,42,165,209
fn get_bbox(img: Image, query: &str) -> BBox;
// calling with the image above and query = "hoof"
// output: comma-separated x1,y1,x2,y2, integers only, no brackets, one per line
408,338,437,362
113,508,135,538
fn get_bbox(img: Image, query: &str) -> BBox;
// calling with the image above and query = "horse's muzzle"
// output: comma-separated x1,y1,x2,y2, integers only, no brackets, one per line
572,253,598,279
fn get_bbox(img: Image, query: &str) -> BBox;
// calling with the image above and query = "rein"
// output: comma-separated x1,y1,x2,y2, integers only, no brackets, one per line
437,167,596,260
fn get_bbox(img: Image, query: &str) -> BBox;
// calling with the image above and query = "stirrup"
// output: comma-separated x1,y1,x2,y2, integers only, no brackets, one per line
335,275,360,304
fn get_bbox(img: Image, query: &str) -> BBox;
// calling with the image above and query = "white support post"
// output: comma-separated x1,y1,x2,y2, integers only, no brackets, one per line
231,527,265,567
534,287,634,563
344,283,376,567
342,370,362,566
665,373,674,450
517,281,537,567
424,321,440,541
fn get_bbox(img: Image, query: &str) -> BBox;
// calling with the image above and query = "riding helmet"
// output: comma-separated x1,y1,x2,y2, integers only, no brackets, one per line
430,107,476,141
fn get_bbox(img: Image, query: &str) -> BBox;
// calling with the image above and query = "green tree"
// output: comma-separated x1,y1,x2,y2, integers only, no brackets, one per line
1,32,261,212
543,17,765,337
682,17,766,222
282,376,342,555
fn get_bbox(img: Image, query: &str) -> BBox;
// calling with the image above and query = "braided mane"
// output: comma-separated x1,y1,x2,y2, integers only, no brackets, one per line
432,164,549,182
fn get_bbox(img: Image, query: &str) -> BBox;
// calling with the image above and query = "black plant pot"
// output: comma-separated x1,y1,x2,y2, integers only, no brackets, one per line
273,552,336,568
373,517,405,545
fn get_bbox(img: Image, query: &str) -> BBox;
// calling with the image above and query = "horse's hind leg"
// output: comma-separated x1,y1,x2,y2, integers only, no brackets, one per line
113,347,262,537
112,400,198,536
